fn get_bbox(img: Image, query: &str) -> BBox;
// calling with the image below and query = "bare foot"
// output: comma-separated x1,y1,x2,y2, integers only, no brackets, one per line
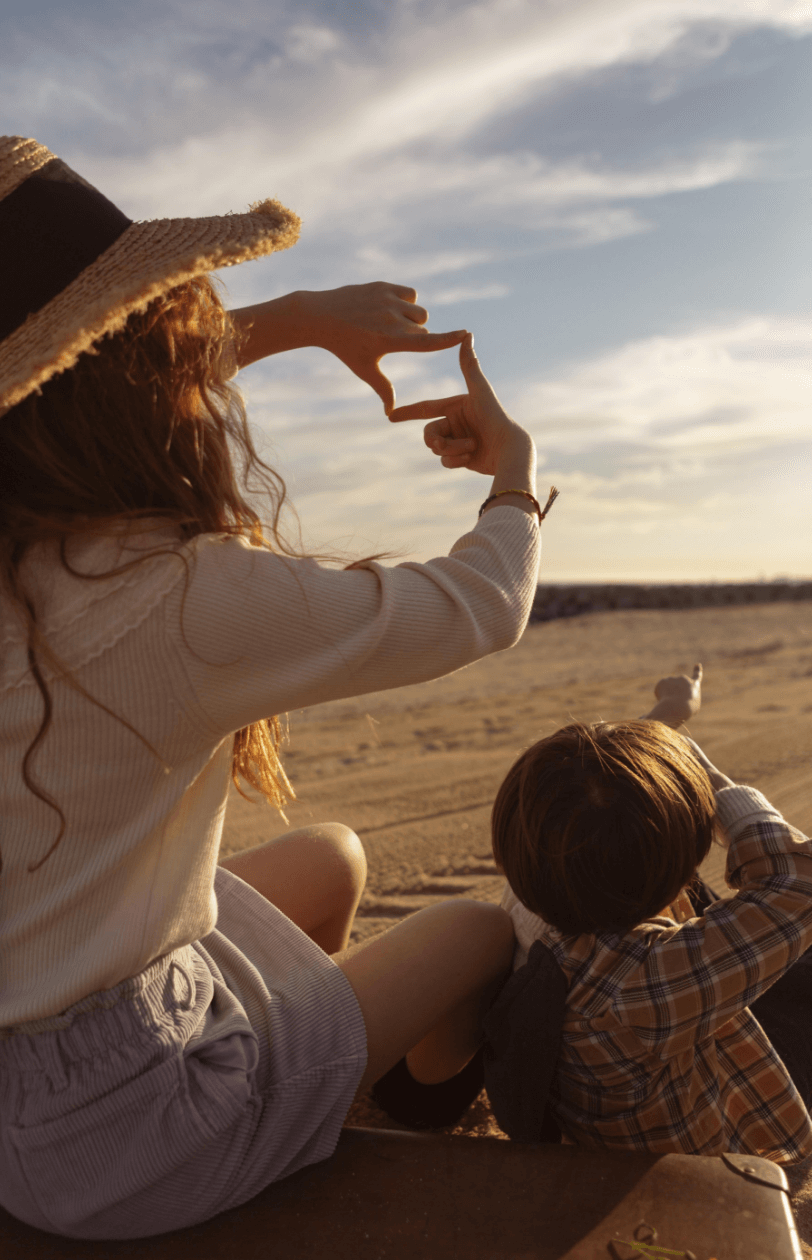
642,663,702,729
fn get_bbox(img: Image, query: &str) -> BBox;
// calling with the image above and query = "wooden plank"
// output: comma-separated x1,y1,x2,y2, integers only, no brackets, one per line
0,1128,800,1259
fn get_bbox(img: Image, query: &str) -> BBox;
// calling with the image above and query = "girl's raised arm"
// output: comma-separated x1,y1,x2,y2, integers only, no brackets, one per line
229,282,466,414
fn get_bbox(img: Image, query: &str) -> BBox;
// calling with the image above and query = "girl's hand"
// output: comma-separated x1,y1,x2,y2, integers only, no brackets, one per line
642,664,703,729
389,335,532,476
231,283,466,414
298,282,466,414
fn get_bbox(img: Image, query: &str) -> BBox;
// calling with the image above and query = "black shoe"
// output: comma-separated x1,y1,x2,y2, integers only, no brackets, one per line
370,1048,485,1130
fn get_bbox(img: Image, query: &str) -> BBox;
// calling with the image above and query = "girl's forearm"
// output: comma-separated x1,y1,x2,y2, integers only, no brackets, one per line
480,429,538,522
229,292,312,368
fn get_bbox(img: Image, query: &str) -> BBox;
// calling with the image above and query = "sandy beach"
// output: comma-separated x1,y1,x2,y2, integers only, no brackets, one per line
219,599,812,1247
221,599,812,909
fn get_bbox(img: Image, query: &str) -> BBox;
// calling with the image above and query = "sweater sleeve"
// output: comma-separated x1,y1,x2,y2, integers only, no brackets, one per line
165,504,540,736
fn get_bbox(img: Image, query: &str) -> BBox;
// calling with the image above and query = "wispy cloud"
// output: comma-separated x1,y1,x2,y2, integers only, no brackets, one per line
431,283,510,305
354,246,502,280
9,1,796,209
2,1,797,299
3,0,809,578
512,316,812,455
239,314,812,576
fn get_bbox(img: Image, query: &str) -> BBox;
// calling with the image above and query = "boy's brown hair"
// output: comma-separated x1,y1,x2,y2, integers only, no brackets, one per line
491,721,716,935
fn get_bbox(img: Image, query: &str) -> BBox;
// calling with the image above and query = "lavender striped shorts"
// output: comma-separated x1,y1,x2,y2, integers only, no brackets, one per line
0,868,367,1240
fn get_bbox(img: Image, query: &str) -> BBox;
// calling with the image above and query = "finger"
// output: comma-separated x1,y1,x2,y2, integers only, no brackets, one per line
440,452,471,469
405,328,468,351
425,419,473,452
389,394,467,423
692,663,703,682
458,333,497,398
424,419,453,450
390,284,418,303
430,435,476,457
402,302,429,325
355,361,396,415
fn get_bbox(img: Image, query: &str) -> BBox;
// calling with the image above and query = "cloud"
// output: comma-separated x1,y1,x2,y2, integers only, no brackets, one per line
512,316,812,456
354,246,501,280
261,0,810,168
8,1,797,210
473,143,766,208
284,23,341,63
4,0,809,577
3,1,797,310
277,143,764,240
431,283,510,305
234,313,812,574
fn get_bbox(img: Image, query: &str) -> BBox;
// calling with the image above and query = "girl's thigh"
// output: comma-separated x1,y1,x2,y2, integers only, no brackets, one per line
335,899,515,1090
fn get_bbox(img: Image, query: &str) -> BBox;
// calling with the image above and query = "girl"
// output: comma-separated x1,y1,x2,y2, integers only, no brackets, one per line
0,136,550,1238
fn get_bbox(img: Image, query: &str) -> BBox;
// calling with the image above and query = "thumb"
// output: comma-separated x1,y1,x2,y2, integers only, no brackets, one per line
354,359,396,415
458,333,496,398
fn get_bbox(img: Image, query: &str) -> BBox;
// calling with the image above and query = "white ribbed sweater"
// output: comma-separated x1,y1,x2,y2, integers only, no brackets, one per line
0,507,540,1025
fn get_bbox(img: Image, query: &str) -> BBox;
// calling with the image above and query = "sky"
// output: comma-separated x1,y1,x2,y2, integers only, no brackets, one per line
3,0,811,581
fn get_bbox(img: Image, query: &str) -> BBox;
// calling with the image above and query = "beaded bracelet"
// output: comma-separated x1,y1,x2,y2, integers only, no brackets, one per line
478,485,559,525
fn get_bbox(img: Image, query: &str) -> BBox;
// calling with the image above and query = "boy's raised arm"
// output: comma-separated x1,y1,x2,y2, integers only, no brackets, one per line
681,735,735,793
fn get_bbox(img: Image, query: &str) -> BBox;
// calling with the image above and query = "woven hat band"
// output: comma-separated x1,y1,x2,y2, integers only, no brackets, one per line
0,158,132,343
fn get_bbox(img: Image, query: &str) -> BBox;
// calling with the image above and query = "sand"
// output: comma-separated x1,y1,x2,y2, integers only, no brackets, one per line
219,600,812,1248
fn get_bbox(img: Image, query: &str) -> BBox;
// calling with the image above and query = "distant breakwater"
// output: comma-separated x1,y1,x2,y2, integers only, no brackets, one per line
530,580,812,624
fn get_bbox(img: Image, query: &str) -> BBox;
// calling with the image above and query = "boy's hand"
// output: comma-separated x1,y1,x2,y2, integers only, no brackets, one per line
641,663,702,729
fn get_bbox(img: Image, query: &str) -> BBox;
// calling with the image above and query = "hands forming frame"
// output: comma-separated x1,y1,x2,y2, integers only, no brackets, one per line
230,281,465,417
230,280,539,523
235,282,738,796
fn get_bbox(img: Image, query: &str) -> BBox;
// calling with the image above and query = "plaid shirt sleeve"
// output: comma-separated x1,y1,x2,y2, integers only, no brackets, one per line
615,786,812,1059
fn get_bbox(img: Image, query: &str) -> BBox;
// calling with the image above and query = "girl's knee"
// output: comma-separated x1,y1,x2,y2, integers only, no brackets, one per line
459,899,514,949
425,899,515,972
298,823,367,899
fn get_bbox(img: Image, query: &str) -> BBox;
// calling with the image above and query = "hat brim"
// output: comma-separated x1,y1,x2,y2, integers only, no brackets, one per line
0,197,300,413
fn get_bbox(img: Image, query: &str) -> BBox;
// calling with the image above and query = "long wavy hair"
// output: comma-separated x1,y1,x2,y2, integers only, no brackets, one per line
0,275,295,872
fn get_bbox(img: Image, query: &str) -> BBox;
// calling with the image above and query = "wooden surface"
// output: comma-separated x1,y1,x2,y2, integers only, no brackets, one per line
0,1129,801,1259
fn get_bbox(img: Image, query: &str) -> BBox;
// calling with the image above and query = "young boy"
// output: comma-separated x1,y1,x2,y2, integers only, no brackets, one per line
491,667,812,1163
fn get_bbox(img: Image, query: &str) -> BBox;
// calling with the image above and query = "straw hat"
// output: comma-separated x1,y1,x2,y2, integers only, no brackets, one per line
0,136,301,414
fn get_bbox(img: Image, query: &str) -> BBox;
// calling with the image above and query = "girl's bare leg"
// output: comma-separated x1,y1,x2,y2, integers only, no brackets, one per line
222,834,514,1089
334,900,514,1091
219,823,367,953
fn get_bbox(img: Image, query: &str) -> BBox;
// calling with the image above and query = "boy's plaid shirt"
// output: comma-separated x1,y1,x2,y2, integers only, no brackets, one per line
502,785,812,1163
